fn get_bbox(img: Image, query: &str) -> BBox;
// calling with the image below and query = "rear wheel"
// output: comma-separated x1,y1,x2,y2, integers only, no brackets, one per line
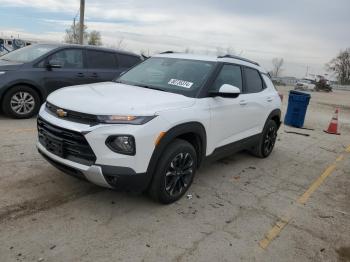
149,139,197,204
2,85,41,119
250,119,278,158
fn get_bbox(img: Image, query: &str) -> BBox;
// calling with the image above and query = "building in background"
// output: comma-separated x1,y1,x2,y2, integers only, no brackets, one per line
271,76,298,86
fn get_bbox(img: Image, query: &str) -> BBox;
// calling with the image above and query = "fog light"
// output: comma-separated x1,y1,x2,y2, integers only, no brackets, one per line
106,135,136,155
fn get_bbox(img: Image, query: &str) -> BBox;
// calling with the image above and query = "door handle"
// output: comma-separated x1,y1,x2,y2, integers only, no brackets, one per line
239,100,247,105
76,72,85,77
266,97,273,102
90,73,98,78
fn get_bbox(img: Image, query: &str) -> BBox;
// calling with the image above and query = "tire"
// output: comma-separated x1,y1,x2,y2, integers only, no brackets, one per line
250,119,278,158
2,85,41,119
148,139,197,204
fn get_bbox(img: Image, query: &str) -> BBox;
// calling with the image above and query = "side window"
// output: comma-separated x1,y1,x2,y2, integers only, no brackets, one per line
117,54,141,68
86,50,118,69
244,67,263,93
48,49,83,69
210,64,242,92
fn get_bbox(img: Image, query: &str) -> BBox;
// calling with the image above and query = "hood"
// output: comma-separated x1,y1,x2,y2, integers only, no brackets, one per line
47,82,195,115
0,59,23,71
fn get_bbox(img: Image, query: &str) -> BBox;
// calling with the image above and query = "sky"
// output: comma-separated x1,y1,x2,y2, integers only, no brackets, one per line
0,0,349,78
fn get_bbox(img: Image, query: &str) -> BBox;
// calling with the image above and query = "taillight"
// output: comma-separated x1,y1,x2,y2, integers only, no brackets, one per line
278,92,283,101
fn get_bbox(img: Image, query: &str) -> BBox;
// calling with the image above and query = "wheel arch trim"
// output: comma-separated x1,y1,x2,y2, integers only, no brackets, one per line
146,121,207,179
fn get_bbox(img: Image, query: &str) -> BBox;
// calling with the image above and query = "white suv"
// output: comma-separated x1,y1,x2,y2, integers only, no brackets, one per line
37,53,281,203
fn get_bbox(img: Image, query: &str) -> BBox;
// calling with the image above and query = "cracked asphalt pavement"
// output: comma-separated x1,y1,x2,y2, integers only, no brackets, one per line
0,86,350,262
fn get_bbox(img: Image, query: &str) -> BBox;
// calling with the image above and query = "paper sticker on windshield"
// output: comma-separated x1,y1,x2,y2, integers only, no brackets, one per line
168,79,193,89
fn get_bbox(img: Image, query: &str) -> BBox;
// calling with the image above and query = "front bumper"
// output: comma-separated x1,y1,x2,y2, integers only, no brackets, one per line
38,142,151,192
36,104,166,191
37,142,112,188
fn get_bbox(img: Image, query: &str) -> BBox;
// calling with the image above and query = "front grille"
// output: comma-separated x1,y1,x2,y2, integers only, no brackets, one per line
46,102,99,126
38,117,96,166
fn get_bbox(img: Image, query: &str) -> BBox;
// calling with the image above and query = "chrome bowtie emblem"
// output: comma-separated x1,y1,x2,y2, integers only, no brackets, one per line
56,109,67,118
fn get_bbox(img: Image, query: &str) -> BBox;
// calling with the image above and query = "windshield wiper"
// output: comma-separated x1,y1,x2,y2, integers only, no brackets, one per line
135,84,166,92
115,80,167,92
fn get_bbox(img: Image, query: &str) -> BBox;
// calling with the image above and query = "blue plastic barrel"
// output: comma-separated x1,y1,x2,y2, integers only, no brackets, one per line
284,90,311,128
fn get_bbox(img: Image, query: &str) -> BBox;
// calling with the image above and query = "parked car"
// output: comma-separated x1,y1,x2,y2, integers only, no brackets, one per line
0,44,142,118
294,78,316,91
37,53,281,204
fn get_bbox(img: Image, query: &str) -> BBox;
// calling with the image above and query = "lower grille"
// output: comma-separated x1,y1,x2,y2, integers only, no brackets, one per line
39,150,86,180
37,117,96,166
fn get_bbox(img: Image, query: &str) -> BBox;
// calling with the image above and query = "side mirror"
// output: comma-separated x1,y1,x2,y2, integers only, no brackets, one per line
210,84,241,98
46,59,63,69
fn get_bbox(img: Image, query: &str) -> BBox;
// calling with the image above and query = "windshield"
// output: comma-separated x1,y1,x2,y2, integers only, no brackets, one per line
0,44,57,63
117,57,216,97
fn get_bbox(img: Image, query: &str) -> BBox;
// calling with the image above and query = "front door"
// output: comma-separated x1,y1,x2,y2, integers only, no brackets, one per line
208,64,252,149
42,48,87,94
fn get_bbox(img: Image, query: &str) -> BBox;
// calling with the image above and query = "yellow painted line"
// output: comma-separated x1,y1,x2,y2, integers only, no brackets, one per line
346,145,350,153
259,219,288,249
297,163,337,204
259,146,349,250
336,154,344,162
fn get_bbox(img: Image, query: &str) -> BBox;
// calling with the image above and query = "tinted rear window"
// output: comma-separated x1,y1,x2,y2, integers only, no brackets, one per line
245,67,263,93
117,54,141,68
86,50,118,69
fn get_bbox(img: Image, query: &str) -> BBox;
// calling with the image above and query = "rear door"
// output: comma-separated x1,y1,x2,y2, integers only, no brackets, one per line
239,67,272,134
41,48,87,94
85,50,122,83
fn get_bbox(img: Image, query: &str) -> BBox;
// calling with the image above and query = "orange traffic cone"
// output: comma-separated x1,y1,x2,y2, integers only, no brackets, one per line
324,108,340,135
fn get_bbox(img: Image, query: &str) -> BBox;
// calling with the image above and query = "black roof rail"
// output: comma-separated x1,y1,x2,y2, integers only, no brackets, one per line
218,54,259,66
160,51,176,54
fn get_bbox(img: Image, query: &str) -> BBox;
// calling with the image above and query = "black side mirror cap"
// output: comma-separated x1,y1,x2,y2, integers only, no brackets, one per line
209,92,240,98
46,60,63,69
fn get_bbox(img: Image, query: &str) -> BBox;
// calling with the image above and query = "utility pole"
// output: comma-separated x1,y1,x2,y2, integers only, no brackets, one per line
79,0,85,45
73,17,76,44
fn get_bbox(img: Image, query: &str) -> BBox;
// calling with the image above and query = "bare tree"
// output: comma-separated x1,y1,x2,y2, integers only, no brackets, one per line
64,22,89,44
88,30,102,46
326,48,350,84
216,47,225,56
184,47,194,53
271,57,284,77
225,46,235,55
115,38,126,50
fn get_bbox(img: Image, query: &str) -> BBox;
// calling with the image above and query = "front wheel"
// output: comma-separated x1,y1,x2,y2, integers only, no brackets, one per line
2,85,41,119
148,139,197,204
250,120,278,158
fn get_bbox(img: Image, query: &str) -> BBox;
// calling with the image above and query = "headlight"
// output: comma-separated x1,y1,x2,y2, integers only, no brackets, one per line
97,115,156,124
106,135,136,155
